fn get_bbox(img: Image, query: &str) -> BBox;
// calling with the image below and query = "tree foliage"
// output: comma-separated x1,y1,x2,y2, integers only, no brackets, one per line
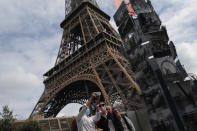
0,105,14,120
17,120,43,131
0,105,43,131
0,105,15,131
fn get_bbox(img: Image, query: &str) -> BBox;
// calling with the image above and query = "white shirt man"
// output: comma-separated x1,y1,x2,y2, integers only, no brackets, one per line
76,92,101,131
77,104,101,131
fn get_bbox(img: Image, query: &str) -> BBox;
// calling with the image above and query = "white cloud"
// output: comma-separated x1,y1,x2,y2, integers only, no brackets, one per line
0,33,61,119
0,34,60,75
176,41,197,74
150,0,197,75
0,67,42,119
0,0,64,119
0,0,197,120
151,0,197,43
0,0,64,36
97,0,116,15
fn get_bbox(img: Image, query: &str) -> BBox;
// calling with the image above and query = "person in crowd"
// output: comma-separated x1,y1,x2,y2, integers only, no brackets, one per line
72,117,78,131
112,107,136,131
97,102,136,131
76,92,102,131
97,102,118,131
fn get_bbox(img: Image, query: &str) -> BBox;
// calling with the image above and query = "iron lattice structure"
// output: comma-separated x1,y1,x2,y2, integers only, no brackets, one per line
30,0,142,118
65,0,98,16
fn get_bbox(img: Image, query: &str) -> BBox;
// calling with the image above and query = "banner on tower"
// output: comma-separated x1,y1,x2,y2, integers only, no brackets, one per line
114,0,136,16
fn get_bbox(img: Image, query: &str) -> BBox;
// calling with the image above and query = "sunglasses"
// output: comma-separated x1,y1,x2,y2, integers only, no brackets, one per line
99,104,105,107
113,109,119,112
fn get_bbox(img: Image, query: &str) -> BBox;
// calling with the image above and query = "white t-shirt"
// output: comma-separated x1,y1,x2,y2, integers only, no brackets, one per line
108,119,115,131
77,105,101,131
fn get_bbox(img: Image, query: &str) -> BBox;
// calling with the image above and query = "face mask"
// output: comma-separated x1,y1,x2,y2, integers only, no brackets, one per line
85,109,90,116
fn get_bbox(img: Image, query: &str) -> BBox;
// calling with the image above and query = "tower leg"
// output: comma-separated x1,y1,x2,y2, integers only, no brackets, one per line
91,62,111,105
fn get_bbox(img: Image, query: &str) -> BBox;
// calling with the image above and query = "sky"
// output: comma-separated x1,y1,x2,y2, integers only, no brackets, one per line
0,0,197,120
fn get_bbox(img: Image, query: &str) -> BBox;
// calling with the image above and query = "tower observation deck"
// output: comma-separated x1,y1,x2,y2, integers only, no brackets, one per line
65,0,99,16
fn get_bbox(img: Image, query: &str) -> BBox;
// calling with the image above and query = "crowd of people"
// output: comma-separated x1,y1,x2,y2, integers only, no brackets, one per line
72,92,136,131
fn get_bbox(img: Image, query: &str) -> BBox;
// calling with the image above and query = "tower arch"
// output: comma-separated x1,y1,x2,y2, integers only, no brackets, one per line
42,79,103,117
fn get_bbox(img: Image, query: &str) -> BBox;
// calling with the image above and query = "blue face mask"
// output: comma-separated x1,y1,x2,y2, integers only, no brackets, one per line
85,109,90,116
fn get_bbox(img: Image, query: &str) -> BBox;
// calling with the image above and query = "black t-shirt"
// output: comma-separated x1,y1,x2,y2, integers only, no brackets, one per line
97,114,111,131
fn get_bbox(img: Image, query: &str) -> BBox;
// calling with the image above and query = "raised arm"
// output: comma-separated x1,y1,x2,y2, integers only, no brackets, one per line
86,92,97,107
77,92,97,121
95,94,101,105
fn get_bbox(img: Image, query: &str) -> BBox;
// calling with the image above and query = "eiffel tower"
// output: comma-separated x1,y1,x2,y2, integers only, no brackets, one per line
30,0,142,118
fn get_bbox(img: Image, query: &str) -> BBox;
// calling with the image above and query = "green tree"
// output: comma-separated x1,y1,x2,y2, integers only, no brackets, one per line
0,105,15,131
17,120,43,131
0,105,14,120
0,105,43,131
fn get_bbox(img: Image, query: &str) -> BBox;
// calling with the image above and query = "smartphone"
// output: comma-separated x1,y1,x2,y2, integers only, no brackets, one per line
96,92,101,96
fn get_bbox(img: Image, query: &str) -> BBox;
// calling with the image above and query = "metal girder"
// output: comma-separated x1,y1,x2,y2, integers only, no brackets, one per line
30,1,141,119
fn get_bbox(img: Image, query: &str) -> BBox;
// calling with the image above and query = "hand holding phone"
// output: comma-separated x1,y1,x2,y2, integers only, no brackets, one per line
95,92,101,96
